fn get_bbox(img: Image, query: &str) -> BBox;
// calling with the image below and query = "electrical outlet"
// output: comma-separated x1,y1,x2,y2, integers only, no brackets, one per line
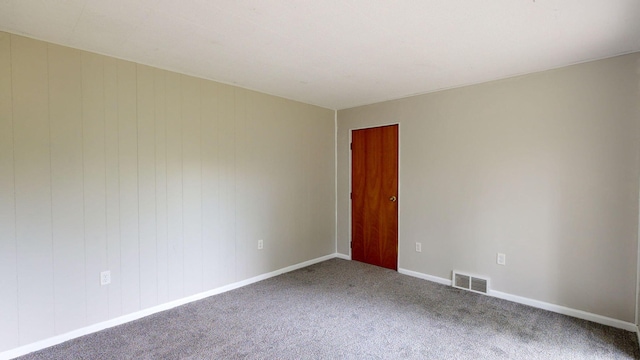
258,239,264,250
497,253,506,265
415,242,422,252
100,271,111,285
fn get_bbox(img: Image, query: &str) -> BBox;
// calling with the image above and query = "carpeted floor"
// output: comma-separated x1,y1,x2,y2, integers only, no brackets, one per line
17,259,639,359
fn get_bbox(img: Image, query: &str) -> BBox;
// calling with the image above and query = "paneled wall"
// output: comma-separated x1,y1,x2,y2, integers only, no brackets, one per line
0,32,336,352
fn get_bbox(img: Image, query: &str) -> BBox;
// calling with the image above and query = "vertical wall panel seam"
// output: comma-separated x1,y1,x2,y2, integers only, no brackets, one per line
233,90,237,281
199,80,203,291
9,33,20,345
135,64,141,309
102,57,109,316
180,76,184,295
115,61,121,317
46,43,56,335
164,72,169,298
215,88,220,283
100,56,108,309
153,69,158,305
333,110,338,253
116,61,123,316
79,50,88,328
215,88,219,282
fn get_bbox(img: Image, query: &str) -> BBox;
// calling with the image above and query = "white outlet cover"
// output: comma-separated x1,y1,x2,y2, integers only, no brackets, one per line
100,271,111,285
497,253,506,265
416,242,422,252
258,239,264,250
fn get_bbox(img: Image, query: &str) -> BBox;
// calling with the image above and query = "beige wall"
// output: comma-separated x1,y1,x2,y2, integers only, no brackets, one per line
0,32,336,351
337,53,640,322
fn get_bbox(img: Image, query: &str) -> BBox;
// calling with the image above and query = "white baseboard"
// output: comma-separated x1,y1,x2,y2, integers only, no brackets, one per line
334,253,351,260
0,253,340,360
398,268,452,286
398,267,637,332
489,290,637,332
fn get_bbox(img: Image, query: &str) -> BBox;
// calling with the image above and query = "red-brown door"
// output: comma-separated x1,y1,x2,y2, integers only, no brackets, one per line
351,124,398,270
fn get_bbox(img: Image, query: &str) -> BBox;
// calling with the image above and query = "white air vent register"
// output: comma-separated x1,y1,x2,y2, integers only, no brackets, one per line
452,271,489,295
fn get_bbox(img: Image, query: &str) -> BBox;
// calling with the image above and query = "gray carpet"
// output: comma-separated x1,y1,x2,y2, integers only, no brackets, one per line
17,259,639,359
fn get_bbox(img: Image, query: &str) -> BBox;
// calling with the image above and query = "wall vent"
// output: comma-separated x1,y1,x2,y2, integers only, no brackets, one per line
452,271,489,295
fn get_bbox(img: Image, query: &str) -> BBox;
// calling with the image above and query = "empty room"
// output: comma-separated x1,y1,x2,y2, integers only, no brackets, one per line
1,1,640,359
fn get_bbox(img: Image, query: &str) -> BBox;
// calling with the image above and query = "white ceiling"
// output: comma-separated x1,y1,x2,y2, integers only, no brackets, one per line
1,1,639,110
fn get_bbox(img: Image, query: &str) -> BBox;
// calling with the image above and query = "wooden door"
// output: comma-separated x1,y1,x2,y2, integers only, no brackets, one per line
351,124,398,270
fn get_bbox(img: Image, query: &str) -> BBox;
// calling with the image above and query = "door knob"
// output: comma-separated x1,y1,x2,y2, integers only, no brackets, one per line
390,196,397,202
